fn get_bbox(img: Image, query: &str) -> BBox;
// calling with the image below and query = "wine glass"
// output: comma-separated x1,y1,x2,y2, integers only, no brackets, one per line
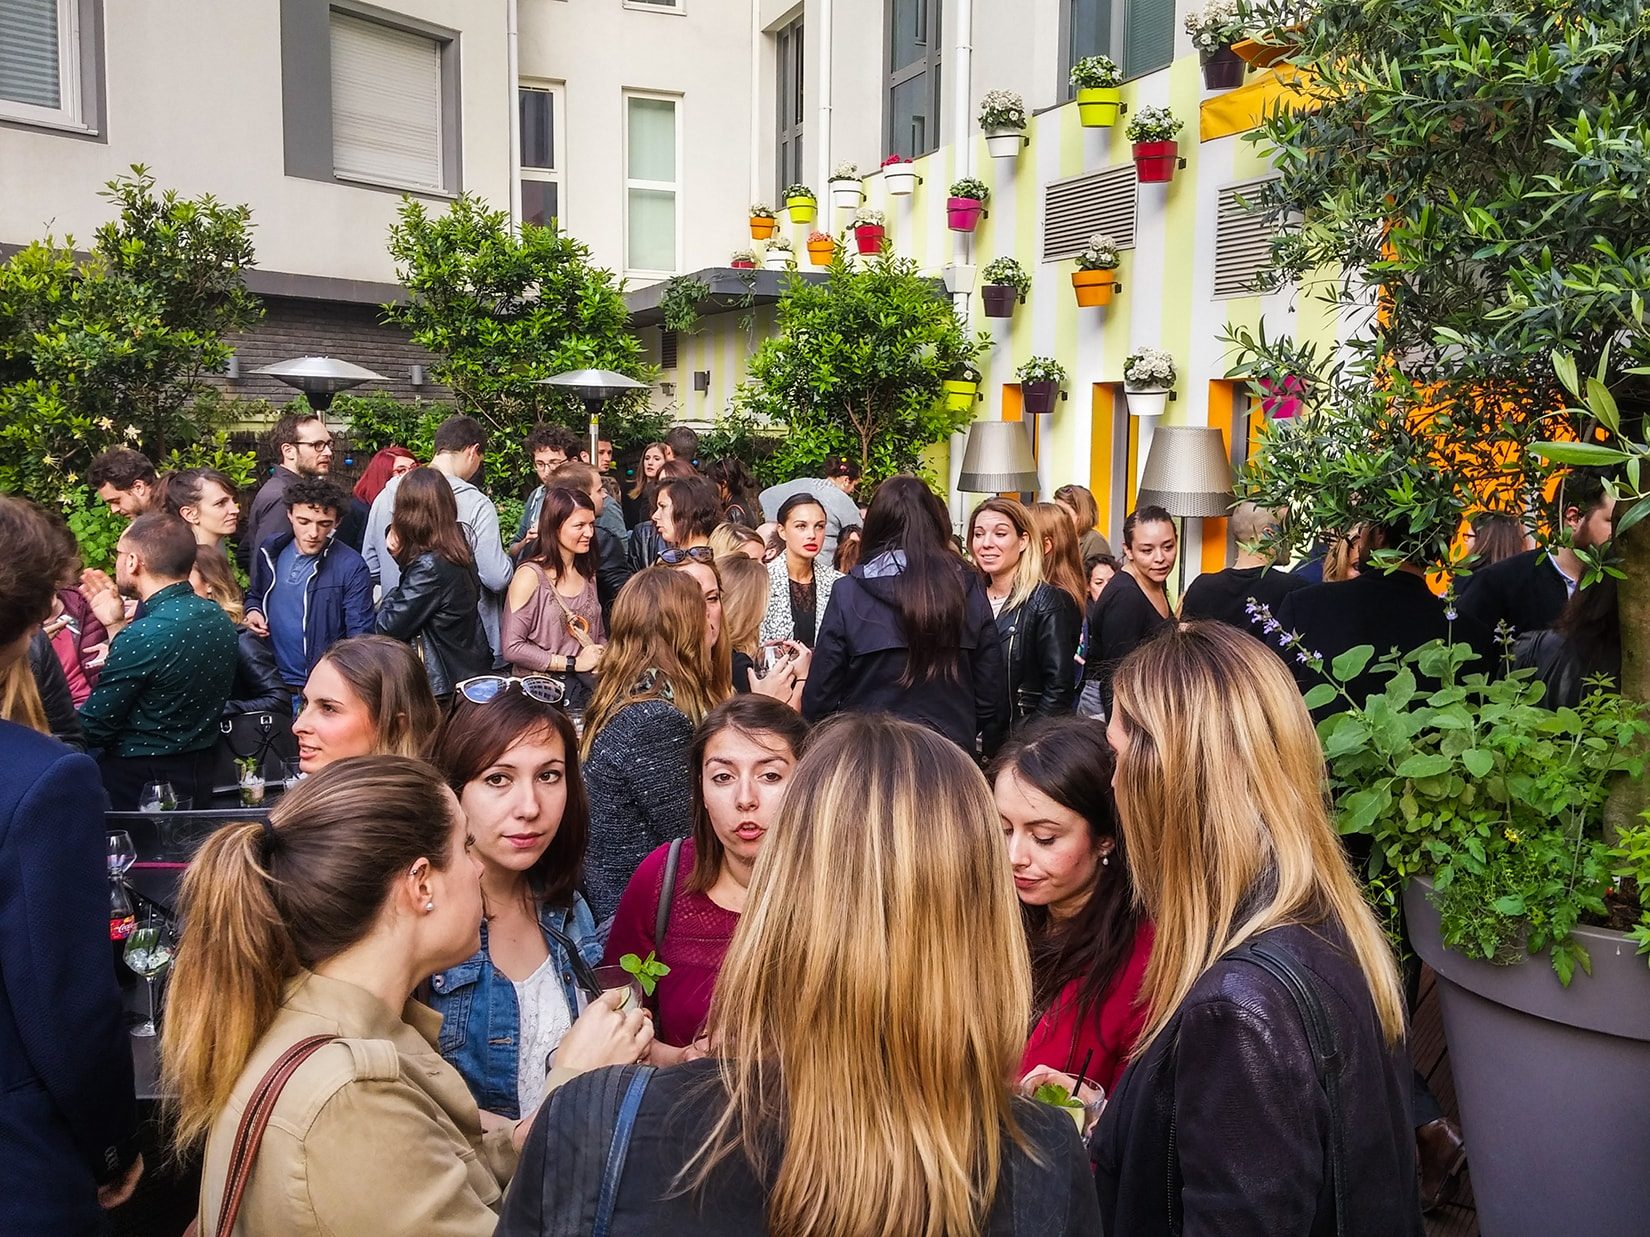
123,911,175,1038
138,780,177,815
106,830,136,880
578,965,644,1014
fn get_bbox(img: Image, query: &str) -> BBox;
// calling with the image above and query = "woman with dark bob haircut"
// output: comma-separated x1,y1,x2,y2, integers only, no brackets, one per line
424,682,632,1123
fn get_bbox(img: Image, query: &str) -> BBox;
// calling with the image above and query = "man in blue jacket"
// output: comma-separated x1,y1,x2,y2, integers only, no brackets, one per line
245,477,375,706
0,496,142,1233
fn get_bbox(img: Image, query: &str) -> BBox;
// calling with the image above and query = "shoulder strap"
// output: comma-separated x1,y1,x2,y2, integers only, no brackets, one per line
209,1034,339,1237
592,1067,655,1237
655,838,684,948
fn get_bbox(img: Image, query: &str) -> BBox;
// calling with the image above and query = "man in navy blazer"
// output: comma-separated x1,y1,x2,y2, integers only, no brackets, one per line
0,496,141,1233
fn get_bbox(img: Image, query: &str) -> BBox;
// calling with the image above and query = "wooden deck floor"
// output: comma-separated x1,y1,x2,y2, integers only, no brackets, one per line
1415,967,1480,1237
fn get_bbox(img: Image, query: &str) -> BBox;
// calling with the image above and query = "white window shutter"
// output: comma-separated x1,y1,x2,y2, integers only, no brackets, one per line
1042,164,1137,263
330,12,443,192
0,0,62,109
1214,176,1282,299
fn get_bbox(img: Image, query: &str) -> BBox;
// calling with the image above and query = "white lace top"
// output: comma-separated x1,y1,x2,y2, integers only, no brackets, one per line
513,954,573,1117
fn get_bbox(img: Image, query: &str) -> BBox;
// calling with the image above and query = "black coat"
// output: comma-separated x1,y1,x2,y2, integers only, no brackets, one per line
225,627,293,716
1094,923,1423,1237
375,552,494,697
802,554,1008,757
27,630,80,748
1081,570,1172,712
996,583,1081,723
1456,548,1569,639
1181,565,1308,633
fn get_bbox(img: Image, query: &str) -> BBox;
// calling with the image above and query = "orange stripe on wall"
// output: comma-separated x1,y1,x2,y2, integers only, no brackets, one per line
1003,384,1023,422
1088,384,1116,543
1202,381,1238,574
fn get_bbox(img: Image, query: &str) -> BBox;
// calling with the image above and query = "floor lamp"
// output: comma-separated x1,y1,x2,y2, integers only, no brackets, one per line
1134,426,1235,595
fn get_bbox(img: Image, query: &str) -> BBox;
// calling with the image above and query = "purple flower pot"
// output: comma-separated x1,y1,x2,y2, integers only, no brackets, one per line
1022,381,1058,415
981,285,1020,318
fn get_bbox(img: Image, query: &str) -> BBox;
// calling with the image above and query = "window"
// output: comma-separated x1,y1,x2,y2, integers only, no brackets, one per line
330,10,446,193
775,19,804,201
887,0,942,159
0,0,83,128
625,93,679,275
625,0,681,9
1063,0,1173,86
520,83,565,228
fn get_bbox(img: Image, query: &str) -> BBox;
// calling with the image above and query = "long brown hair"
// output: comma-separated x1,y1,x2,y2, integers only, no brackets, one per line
0,658,47,733
687,714,1032,1237
192,546,244,624
390,468,473,569
425,689,587,907
628,441,669,500
0,496,65,651
1053,484,1100,535
1110,622,1405,1051
311,635,440,758
530,485,599,582
581,567,721,757
714,553,767,658
162,757,462,1149
860,476,968,686
1029,502,1088,612
661,554,736,699
686,695,810,894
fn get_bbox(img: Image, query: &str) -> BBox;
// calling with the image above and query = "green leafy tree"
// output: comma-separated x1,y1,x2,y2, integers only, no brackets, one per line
383,195,658,493
1228,0,1650,827
0,166,262,513
734,255,991,483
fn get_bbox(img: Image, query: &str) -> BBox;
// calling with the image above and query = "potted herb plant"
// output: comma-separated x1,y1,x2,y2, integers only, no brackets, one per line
749,202,778,240
1186,0,1248,90
1016,357,1068,415
1070,55,1125,128
805,230,836,266
1123,347,1175,415
829,162,864,209
882,153,919,195
981,257,1031,319
851,207,887,255
943,363,982,413
1126,106,1186,183
947,178,990,233
1071,233,1122,307
783,184,817,224
763,234,795,271
978,89,1028,160
730,247,757,270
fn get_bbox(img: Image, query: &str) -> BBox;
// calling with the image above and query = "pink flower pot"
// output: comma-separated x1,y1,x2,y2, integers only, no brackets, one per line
854,224,886,255
1133,140,1181,184
946,197,984,233
1260,374,1304,419
730,259,755,269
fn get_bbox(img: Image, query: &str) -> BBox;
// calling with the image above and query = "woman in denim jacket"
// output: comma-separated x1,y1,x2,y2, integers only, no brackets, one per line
424,681,609,1121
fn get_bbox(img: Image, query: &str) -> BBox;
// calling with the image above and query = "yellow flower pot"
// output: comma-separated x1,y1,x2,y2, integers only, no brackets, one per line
1076,87,1123,128
786,196,817,224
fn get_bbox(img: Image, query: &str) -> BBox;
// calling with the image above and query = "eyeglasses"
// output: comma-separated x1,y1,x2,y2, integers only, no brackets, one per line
296,437,335,452
659,546,715,565
456,675,567,705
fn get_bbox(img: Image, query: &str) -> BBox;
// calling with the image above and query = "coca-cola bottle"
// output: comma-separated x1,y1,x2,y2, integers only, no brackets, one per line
109,878,136,942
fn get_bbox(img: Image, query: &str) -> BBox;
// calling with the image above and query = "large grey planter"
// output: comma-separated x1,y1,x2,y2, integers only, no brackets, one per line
1405,877,1650,1236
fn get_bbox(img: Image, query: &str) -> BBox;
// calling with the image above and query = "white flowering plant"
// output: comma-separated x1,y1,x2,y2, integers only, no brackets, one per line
749,203,776,218
1124,347,1177,388
782,184,816,201
1125,106,1185,144
1075,234,1122,271
1184,0,1246,52
1070,55,1123,90
731,247,757,263
851,207,888,228
1016,356,1069,387
977,89,1028,132
949,177,991,202
831,161,862,181
766,234,795,252
981,257,1032,296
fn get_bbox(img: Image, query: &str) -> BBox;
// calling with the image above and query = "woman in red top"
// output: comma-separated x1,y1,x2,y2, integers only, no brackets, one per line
992,715,1153,1094
602,695,809,1059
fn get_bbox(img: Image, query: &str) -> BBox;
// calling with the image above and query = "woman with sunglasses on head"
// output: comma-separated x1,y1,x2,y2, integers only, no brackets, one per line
603,696,808,1062
377,469,495,704
581,567,727,923
660,545,738,701
425,677,650,1124
502,487,606,711
292,635,440,774
163,757,651,1237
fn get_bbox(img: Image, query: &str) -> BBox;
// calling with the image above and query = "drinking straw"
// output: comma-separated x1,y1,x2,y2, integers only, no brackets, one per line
542,922,604,999
1073,1048,1095,1095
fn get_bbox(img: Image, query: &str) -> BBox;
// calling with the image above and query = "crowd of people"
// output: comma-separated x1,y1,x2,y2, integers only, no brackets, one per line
0,410,1624,1235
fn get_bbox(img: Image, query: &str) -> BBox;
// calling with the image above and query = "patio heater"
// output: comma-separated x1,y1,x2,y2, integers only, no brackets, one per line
956,419,1039,495
1133,425,1235,594
253,356,386,413
536,368,650,463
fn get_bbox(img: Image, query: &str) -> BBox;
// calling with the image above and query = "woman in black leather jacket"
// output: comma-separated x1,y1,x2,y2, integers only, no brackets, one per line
1076,622,1421,1237
376,469,494,701
969,498,1080,724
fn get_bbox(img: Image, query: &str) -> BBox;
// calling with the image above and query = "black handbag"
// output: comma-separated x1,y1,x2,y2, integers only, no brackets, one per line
210,710,297,795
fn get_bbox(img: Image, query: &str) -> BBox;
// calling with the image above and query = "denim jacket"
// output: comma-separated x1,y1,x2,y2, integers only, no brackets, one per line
426,895,601,1119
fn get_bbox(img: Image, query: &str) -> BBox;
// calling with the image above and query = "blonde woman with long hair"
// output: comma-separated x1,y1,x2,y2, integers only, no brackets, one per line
1029,501,1089,613
969,498,1081,725
580,567,726,922
499,713,1102,1237
1088,622,1420,1236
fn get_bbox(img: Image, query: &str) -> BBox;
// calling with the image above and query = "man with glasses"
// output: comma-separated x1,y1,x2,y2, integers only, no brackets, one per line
241,413,336,573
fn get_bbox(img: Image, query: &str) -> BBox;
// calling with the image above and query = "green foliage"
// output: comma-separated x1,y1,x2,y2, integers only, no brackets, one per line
1070,55,1122,89
1032,1082,1084,1110
659,275,710,335
1124,105,1183,143
981,258,1032,296
1612,818,1650,960
618,950,671,997
732,253,992,484
328,390,450,461
61,487,124,571
0,166,262,510
949,177,990,202
1016,356,1068,387
697,404,789,485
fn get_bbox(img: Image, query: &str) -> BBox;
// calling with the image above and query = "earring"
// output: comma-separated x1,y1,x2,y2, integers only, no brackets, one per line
1102,855,1110,867
424,901,435,912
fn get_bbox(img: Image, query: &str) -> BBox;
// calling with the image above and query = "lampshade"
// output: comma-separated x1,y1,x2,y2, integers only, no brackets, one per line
1135,426,1233,518
535,368,650,400
253,356,386,393
957,420,1039,493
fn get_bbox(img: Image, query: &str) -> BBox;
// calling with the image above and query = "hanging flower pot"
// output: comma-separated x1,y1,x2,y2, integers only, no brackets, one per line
982,285,1020,318
947,197,985,232
943,263,977,295
763,244,795,272
1015,358,1068,416
1123,348,1177,418
829,165,865,209
783,185,817,224
731,258,756,270
1072,270,1118,307
984,129,1025,160
1201,44,1247,89
1125,386,1171,417
1076,87,1124,127
853,224,886,255
882,156,919,195
1132,141,1181,183
1260,374,1304,420
805,232,836,267
978,90,1028,161
749,213,777,240
942,379,980,413
1021,381,1059,415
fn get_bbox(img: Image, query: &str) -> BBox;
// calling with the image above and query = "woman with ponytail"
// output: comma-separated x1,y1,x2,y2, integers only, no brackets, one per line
162,756,653,1235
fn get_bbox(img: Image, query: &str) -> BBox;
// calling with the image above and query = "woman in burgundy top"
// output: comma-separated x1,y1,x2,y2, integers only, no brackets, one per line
992,716,1152,1095
602,695,809,1057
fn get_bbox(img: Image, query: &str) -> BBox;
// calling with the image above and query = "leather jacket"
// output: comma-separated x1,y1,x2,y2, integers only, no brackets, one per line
375,552,495,698
995,583,1081,723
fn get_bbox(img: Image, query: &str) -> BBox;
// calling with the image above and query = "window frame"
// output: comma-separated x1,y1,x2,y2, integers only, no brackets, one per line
519,79,566,229
885,0,943,160
0,0,90,133
774,18,804,203
622,89,683,279
1059,0,1174,93
622,0,684,13
328,8,449,195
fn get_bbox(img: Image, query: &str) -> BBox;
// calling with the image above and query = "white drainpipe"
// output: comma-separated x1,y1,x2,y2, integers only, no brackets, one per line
816,0,834,195
750,0,763,206
507,0,522,227
949,0,976,522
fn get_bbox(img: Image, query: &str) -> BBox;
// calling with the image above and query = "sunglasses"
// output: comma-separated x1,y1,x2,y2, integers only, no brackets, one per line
659,546,715,565
455,675,567,705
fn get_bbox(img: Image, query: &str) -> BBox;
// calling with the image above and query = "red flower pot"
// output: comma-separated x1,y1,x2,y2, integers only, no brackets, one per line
1133,140,1181,184
1021,381,1058,415
731,259,755,269
946,197,984,233
853,224,886,255
981,285,1020,318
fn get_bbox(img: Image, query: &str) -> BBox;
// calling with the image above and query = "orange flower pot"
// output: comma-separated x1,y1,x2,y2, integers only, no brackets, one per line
806,239,836,266
1072,269,1118,307
749,216,778,240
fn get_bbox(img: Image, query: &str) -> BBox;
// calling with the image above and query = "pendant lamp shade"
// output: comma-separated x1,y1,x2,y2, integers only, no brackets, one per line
1134,426,1234,518
957,420,1039,493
